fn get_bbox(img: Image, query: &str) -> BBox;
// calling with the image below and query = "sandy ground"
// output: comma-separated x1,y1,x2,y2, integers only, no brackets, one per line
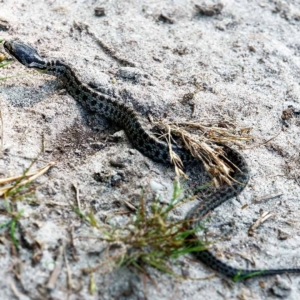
1,0,300,299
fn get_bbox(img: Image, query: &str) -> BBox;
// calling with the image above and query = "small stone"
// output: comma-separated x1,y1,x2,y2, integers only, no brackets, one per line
281,108,294,120
215,23,225,31
110,130,126,142
90,142,105,150
181,266,190,278
117,67,142,81
152,56,162,62
94,7,105,17
259,281,265,288
248,45,256,52
173,46,189,56
93,170,111,183
158,13,174,24
111,172,124,187
195,2,224,16
128,149,136,155
277,229,289,240
109,159,127,169
87,72,111,87
74,149,81,155
0,19,10,31
270,278,291,298
150,180,165,192
182,93,194,103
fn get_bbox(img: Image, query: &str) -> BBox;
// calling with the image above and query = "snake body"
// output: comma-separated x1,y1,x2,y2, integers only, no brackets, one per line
4,40,300,280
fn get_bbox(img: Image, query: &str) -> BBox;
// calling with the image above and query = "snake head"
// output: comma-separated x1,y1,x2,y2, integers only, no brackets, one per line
3,40,46,70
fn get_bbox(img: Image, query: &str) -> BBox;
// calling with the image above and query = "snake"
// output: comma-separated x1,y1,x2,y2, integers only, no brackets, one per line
3,40,300,280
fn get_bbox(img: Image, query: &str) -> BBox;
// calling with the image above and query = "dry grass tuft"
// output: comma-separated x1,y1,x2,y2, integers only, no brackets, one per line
0,160,55,250
155,118,252,186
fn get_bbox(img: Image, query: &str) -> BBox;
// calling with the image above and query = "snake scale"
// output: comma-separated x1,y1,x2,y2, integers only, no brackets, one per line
4,40,300,280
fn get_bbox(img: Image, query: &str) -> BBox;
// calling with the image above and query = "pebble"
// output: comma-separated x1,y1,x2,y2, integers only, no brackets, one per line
0,19,10,31
74,149,81,155
110,130,127,142
150,179,165,192
109,159,126,169
94,7,105,17
117,67,142,81
195,2,223,16
86,72,111,88
277,229,289,240
270,278,291,298
128,149,136,155
90,142,105,150
158,13,174,24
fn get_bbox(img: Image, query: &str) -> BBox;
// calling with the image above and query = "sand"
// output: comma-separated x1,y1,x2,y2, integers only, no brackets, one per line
1,0,300,299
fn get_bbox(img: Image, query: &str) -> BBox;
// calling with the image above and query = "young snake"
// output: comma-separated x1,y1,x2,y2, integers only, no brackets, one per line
4,40,300,280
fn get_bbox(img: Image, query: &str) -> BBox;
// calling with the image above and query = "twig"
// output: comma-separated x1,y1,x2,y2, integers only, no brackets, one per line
46,243,64,290
9,280,24,299
0,162,56,196
44,200,69,206
248,211,274,236
41,133,45,153
0,106,3,151
72,182,81,210
244,131,281,149
63,246,73,290
122,200,137,211
0,162,55,185
252,193,283,203
73,21,135,67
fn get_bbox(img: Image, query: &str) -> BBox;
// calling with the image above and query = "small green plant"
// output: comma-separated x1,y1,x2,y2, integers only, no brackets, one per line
232,269,266,282
0,167,35,250
0,40,12,68
0,209,24,249
74,180,208,277
0,161,55,250
0,59,11,68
